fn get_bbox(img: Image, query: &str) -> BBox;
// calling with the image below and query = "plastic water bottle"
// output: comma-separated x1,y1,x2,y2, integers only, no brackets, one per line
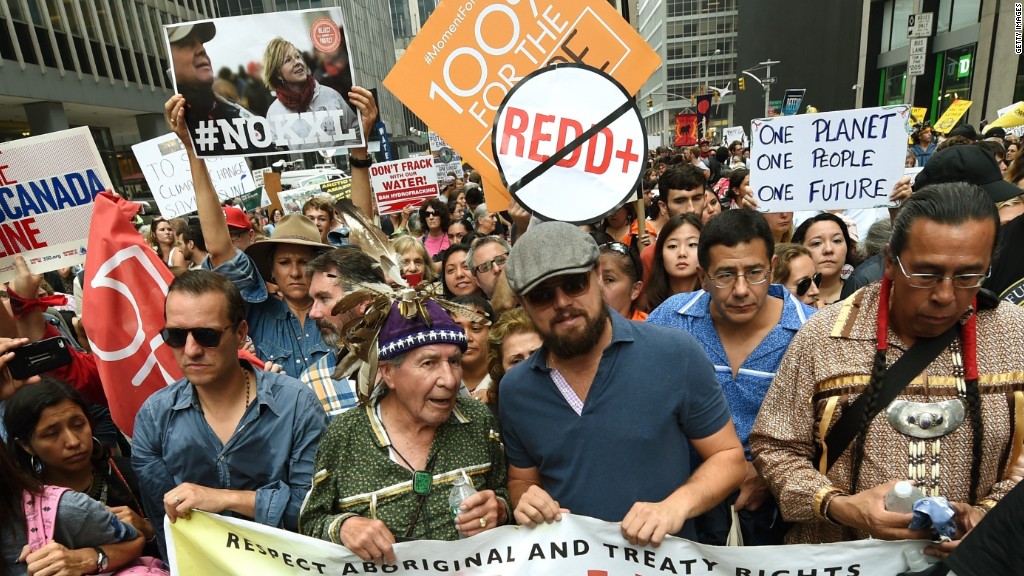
448,470,478,539
885,481,925,513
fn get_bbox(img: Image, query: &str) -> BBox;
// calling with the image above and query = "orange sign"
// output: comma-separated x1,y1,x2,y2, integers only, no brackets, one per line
384,0,660,211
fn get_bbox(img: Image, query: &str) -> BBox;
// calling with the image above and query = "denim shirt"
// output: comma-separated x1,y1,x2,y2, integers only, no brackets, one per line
203,249,330,377
647,285,816,459
131,365,327,560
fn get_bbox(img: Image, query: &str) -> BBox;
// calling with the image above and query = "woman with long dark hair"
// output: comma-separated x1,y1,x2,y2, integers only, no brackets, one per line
1,382,148,575
793,213,862,305
4,379,157,549
419,198,452,259
644,214,703,311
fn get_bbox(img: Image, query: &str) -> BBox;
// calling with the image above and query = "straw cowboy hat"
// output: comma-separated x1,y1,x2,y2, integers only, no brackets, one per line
244,214,328,281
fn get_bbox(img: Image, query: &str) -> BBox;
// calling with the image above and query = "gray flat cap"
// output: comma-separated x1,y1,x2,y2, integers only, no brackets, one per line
505,221,599,295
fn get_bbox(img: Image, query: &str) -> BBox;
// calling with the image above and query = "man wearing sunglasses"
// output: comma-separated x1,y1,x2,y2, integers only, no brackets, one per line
133,270,327,560
750,183,1024,551
647,210,816,545
467,236,511,299
500,221,746,548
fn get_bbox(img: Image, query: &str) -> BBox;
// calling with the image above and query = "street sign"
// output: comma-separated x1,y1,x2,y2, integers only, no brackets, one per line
910,38,928,55
908,54,927,76
763,77,777,85
907,13,933,38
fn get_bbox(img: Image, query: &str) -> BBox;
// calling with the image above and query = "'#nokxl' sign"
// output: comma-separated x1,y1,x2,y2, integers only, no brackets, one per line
492,65,646,224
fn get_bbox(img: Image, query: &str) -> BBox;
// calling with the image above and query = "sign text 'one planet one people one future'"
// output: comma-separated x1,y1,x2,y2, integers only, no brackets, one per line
750,105,911,213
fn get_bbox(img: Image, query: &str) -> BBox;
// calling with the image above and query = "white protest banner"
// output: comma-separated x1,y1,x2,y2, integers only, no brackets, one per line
722,126,746,147
132,135,253,218
164,8,364,158
750,105,911,213
278,184,327,215
170,510,930,576
252,166,273,189
493,64,646,224
369,157,440,215
0,127,111,281
428,131,464,180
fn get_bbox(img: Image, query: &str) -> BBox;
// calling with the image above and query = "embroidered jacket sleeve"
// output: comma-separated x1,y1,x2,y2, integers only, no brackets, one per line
749,322,836,523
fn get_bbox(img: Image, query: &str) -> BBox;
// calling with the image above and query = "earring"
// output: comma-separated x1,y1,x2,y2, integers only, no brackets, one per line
31,455,43,475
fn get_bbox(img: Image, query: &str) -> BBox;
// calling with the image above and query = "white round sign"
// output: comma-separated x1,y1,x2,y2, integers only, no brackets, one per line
491,64,647,224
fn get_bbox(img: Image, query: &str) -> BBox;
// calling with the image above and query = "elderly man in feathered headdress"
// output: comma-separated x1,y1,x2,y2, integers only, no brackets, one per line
299,282,509,563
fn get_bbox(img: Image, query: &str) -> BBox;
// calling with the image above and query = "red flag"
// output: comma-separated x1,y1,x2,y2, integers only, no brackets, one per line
82,192,182,436
675,113,698,147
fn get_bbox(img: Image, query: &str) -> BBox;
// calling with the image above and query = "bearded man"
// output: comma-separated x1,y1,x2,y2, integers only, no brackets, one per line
498,221,746,547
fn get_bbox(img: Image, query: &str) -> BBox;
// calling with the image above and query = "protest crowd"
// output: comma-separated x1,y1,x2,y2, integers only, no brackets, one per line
5,12,1024,576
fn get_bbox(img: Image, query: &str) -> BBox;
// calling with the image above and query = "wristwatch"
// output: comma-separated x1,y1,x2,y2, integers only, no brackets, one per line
349,154,373,169
93,546,109,573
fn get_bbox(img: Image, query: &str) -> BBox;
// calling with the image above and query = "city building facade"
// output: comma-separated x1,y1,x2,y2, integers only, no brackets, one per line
0,0,408,190
638,0,739,147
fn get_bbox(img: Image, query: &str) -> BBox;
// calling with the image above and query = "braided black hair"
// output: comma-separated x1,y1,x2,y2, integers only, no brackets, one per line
964,377,984,503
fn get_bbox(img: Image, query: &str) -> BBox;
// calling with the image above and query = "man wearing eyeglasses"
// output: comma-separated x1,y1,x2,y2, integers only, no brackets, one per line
132,270,327,560
500,221,746,547
750,183,1024,552
647,209,816,545
467,236,511,299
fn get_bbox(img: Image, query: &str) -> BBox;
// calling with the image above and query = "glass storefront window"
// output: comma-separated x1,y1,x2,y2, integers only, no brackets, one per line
937,44,975,116
891,0,914,50
951,0,981,31
883,63,907,105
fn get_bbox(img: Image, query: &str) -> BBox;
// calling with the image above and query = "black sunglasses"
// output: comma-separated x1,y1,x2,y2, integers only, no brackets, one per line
161,324,238,348
424,210,438,217
795,273,823,297
523,272,591,308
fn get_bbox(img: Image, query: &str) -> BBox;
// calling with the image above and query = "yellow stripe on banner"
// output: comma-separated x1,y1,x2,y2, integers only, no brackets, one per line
1005,391,1024,479
819,396,840,475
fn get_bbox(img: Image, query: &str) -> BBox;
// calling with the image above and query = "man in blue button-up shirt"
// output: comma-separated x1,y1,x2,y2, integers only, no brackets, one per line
648,209,816,546
132,270,327,559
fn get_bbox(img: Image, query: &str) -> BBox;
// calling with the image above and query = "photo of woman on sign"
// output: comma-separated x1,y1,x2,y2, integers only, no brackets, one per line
262,37,359,151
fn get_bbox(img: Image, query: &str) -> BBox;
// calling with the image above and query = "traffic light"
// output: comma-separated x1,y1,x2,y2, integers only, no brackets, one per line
739,77,746,91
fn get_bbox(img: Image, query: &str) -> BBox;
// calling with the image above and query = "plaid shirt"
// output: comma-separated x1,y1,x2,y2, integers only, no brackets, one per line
301,352,359,420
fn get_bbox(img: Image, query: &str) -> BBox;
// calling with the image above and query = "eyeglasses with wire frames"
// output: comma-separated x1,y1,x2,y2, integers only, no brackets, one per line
522,272,591,308
794,272,823,297
473,253,509,275
894,256,990,289
707,267,772,289
161,323,240,348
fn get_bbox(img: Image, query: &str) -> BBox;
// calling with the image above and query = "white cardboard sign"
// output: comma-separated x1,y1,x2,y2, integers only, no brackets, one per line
428,131,464,180
132,135,254,218
0,127,112,281
492,65,646,224
369,157,440,215
749,105,912,212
